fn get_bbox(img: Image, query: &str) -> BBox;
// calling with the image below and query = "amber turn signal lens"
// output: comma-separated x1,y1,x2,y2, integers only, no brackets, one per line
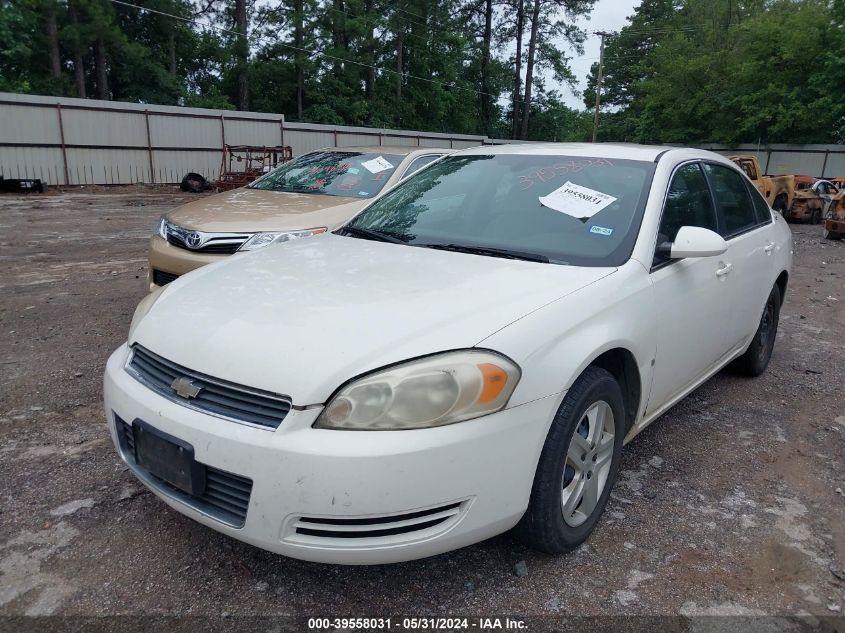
477,363,509,403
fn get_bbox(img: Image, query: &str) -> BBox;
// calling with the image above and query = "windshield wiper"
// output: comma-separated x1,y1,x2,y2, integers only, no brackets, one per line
337,225,409,244
416,243,550,263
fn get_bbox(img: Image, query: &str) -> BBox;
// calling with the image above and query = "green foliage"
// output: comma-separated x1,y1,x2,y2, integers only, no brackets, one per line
586,0,845,144
7,0,839,144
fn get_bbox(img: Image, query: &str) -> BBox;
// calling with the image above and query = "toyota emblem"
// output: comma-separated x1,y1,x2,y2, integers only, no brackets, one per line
186,232,202,248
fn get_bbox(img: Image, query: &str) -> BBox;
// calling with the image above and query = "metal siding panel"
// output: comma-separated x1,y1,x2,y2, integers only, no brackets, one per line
223,119,282,146
766,151,826,177
418,138,455,149
822,153,845,179
150,114,222,150
284,130,335,156
451,140,484,149
0,103,61,144
379,135,417,147
333,132,382,147
153,149,221,183
65,147,149,184
61,108,147,147
0,146,63,182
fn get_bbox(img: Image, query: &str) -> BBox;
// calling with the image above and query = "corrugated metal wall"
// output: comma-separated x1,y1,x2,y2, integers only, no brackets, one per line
693,144,845,179
4,93,845,185
0,93,489,185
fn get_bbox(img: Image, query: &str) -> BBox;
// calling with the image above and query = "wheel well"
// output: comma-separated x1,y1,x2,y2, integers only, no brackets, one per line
775,271,788,306
588,348,641,433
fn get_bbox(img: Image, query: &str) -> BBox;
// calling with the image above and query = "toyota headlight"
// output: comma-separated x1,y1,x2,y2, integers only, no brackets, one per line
128,285,166,341
315,351,521,430
154,215,168,239
239,227,327,251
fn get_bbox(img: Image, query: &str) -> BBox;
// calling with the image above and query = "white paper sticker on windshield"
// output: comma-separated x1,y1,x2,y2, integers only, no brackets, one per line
539,181,617,219
361,156,394,174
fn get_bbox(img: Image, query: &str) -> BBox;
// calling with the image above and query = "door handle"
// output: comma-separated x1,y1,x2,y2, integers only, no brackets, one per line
715,262,733,278
764,242,776,254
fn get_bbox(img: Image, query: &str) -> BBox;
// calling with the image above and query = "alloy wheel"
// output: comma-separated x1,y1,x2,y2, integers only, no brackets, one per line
561,401,615,527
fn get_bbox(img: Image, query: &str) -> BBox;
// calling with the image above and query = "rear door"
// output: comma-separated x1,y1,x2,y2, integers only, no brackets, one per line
702,162,774,352
647,162,734,413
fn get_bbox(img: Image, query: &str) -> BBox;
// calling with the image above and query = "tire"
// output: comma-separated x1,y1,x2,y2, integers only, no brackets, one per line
180,172,206,193
517,366,625,553
810,207,822,225
732,284,781,377
824,228,843,240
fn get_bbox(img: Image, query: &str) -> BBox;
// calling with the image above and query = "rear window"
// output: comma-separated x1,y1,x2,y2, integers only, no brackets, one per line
249,151,404,198
346,154,657,267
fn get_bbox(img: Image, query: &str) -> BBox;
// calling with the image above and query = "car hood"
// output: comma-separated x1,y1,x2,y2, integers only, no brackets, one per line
167,187,366,232
133,234,614,405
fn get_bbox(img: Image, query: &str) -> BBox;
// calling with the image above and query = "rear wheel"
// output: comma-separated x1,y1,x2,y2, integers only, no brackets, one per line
733,284,781,376
517,366,624,553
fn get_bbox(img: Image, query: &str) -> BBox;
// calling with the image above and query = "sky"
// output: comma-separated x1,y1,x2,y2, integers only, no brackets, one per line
560,0,641,109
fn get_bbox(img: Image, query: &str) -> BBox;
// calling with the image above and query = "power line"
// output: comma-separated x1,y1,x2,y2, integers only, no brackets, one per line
589,25,707,38
109,0,500,100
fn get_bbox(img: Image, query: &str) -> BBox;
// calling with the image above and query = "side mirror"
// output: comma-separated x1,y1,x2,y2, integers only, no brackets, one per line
668,226,728,259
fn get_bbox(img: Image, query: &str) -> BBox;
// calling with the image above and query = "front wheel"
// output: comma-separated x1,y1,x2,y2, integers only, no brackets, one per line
517,366,624,553
824,228,843,240
810,207,822,225
732,284,781,376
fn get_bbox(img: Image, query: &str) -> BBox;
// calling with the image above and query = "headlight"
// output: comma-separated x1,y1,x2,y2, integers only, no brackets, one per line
154,215,168,239
239,227,327,251
315,351,521,430
128,285,166,341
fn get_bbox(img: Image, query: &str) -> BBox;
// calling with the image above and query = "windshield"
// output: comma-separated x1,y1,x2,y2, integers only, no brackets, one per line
343,154,656,266
249,151,404,198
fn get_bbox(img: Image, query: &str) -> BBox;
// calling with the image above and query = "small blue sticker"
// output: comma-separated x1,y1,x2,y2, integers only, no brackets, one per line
589,225,614,236
358,191,370,196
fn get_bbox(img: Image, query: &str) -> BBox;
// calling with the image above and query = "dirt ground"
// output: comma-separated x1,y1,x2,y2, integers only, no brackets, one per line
0,187,843,628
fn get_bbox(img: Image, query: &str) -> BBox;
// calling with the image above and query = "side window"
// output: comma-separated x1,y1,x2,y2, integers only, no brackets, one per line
402,155,441,178
657,163,718,250
703,163,757,237
744,179,772,225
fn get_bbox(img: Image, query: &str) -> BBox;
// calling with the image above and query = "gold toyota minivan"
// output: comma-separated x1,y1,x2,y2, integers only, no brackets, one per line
148,146,451,289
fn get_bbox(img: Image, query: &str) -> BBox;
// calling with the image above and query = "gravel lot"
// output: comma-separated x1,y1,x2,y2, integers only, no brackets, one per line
1,188,844,626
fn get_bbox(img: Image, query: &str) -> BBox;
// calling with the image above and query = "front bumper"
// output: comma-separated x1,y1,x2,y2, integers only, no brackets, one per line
147,236,229,290
104,345,559,564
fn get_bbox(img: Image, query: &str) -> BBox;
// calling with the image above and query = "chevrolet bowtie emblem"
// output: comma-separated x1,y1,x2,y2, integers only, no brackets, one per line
171,376,202,399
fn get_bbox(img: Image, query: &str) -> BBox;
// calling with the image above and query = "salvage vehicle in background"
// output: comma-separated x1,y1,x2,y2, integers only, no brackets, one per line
730,154,797,217
106,144,792,564
148,146,451,289
824,194,845,240
787,178,839,224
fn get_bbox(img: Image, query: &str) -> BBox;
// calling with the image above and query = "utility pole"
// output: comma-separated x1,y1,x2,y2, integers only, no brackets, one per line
592,31,611,143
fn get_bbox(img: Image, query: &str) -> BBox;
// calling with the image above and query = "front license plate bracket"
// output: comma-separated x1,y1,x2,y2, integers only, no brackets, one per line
132,419,206,496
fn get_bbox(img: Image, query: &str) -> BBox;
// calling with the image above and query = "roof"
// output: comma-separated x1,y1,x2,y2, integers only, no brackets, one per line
454,142,669,161
320,146,453,155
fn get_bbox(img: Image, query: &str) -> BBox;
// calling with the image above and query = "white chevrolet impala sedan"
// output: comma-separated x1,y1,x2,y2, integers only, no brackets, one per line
104,144,792,564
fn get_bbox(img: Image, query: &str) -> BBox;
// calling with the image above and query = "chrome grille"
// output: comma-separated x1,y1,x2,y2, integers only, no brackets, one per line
126,345,291,429
164,223,249,255
115,416,252,527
